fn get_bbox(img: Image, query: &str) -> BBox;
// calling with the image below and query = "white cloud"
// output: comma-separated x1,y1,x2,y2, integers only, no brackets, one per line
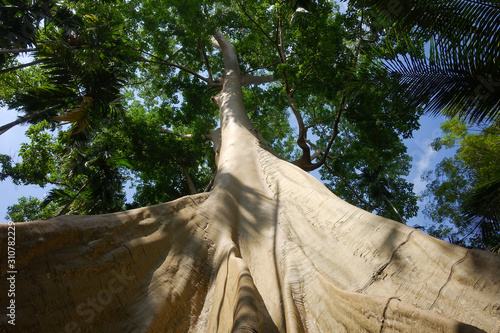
416,143,436,172
339,1,348,13
412,143,437,193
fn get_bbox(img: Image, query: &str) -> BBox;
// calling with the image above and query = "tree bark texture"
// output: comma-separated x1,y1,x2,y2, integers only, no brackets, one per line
0,33,499,333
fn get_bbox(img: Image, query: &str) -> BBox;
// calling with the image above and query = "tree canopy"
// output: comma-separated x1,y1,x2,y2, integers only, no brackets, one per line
1,0,426,223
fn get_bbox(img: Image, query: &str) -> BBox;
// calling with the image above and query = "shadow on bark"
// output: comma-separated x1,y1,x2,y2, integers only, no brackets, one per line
1,161,499,332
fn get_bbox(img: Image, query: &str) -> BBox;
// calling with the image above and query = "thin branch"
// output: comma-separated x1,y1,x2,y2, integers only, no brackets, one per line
131,45,216,86
274,9,280,44
135,47,178,65
136,58,212,85
381,193,406,224
307,140,323,160
198,37,214,82
274,14,291,90
276,16,313,168
0,48,37,55
179,162,197,195
237,0,278,47
305,113,336,130
57,175,94,216
287,92,312,163
161,128,192,139
127,72,153,86
246,60,281,74
0,98,79,136
277,17,287,65
307,20,366,170
291,65,315,95
0,59,43,74
309,108,343,169
204,171,216,192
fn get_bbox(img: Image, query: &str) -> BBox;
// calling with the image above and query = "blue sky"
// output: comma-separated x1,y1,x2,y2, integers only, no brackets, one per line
404,114,457,227
0,106,54,221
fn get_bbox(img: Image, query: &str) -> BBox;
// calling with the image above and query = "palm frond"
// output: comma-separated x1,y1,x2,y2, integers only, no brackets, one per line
355,0,500,123
2,4,130,138
385,55,500,123
40,188,72,209
8,85,79,120
460,179,500,246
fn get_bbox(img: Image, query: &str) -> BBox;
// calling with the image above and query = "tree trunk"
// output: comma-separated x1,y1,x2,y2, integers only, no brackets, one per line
1,33,499,333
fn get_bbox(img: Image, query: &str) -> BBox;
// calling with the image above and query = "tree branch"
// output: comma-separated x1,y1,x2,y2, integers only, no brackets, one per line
274,9,280,44
291,64,315,95
204,172,216,192
277,17,287,66
246,61,280,74
179,163,197,195
0,98,80,136
287,93,312,164
198,38,214,83
275,17,315,169
308,108,343,170
0,48,37,55
0,59,43,74
297,23,367,171
132,45,219,87
381,192,407,224
58,175,94,216
241,75,276,86
127,72,153,86
275,15,320,170
237,0,278,47
161,128,192,139
137,58,214,86
308,140,323,160
305,113,336,130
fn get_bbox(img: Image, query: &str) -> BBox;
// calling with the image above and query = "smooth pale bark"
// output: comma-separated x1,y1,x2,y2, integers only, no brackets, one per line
1,33,500,333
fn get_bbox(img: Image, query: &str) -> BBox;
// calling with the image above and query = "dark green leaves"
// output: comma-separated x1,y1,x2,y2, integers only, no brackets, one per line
353,0,500,124
5,196,58,222
422,118,500,249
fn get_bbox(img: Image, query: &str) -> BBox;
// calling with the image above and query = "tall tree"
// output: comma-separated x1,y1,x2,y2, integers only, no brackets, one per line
1,0,420,222
0,1,499,332
422,117,500,250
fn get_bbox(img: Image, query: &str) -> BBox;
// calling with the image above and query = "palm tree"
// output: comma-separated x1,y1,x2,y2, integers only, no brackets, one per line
354,0,500,123
0,2,132,135
460,179,500,249
41,150,126,216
